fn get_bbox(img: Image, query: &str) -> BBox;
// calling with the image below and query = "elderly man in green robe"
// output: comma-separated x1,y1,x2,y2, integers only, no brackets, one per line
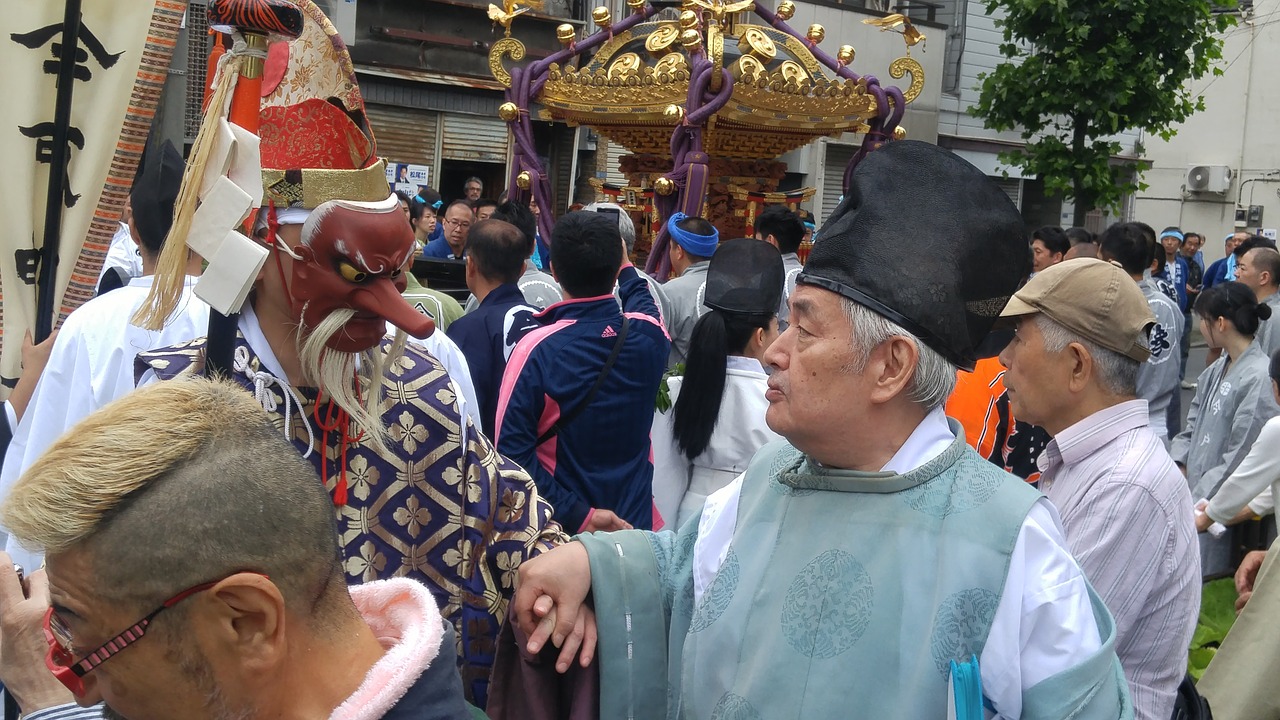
512,141,1133,719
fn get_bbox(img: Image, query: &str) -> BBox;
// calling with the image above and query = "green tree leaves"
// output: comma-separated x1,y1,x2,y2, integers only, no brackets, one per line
971,0,1234,223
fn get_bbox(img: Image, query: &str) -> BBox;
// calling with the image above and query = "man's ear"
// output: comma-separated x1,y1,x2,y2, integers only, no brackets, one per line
1065,342,1094,393
203,573,289,675
866,336,919,405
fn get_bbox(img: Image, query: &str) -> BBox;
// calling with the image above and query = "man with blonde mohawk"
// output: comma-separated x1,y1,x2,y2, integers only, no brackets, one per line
0,379,474,719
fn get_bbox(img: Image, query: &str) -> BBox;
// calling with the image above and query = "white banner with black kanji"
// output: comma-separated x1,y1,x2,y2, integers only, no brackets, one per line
0,1,186,384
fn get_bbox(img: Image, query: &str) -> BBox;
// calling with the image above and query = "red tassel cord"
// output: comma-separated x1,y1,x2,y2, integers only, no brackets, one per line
312,372,367,506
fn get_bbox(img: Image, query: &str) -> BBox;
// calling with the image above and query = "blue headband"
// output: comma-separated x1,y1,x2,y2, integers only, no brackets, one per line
1160,230,1185,242
667,212,719,257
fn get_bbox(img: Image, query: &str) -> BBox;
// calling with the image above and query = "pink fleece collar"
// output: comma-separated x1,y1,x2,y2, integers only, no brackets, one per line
330,578,445,720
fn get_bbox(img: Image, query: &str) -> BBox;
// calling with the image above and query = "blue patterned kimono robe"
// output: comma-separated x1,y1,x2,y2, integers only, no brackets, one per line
138,333,566,706
580,437,1133,719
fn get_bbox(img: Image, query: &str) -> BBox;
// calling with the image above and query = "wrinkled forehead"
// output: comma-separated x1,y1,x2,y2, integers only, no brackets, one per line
789,283,849,327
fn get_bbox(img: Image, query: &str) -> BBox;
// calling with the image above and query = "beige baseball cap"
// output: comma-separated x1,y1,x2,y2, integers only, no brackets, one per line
1000,258,1156,362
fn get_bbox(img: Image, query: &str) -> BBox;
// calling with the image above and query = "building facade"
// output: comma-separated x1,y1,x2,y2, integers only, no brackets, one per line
772,0,945,225
763,0,1144,230
932,0,1142,233
1132,0,1280,257
172,0,1176,231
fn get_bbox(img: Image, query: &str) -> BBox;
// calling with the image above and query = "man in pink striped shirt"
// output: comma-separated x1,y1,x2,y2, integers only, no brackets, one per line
997,258,1200,720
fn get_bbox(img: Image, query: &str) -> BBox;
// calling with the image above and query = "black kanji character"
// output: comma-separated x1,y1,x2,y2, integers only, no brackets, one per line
14,248,41,285
1150,323,1171,359
11,22,123,82
19,123,85,208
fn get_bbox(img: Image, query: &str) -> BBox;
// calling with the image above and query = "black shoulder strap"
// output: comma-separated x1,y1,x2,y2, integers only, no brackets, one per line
205,310,240,378
537,316,631,446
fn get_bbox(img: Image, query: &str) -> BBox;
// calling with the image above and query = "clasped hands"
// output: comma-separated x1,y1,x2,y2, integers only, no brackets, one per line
512,541,598,673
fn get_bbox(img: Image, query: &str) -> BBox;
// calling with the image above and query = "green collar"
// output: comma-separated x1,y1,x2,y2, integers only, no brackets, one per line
779,433,968,494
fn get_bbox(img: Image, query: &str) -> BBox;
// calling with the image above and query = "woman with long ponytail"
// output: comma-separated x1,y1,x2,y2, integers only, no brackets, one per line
652,238,784,529
1172,281,1280,577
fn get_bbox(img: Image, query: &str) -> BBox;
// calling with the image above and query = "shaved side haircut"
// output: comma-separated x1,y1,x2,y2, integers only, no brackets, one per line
2,379,352,627
1251,247,1280,289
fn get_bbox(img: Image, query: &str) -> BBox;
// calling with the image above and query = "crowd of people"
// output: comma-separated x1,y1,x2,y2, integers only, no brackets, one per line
7,4,1280,720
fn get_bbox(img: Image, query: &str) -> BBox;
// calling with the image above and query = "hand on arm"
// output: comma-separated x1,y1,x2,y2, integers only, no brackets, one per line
532,602,598,672
513,542,596,671
581,509,632,533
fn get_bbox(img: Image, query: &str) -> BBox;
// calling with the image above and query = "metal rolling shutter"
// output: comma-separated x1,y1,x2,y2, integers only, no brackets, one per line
365,103,438,171
822,143,857,225
441,113,509,163
553,124,574,212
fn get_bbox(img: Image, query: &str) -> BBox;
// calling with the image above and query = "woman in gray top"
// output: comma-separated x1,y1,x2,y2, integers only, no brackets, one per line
1172,281,1280,577
1200,349,1280,534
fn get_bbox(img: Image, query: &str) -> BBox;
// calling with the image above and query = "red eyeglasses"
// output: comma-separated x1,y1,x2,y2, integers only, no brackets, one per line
42,572,267,697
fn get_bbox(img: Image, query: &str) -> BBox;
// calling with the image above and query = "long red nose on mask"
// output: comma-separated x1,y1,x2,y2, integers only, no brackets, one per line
351,278,435,339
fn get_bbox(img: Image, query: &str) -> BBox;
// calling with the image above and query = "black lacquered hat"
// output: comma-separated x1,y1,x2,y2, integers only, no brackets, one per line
704,238,785,317
798,140,1030,371
130,137,184,250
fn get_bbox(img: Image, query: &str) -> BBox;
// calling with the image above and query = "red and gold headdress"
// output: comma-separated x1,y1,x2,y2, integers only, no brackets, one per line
257,1,389,209
137,0,430,345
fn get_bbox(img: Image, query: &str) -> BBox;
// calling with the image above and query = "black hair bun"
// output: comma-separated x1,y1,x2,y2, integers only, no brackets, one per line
1259,303,1274,321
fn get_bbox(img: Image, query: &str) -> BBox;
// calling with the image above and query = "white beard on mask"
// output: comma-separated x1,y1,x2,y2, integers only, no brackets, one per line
296,306,407,455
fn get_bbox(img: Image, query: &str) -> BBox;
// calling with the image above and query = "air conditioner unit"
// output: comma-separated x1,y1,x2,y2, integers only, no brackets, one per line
1186,165,1232,193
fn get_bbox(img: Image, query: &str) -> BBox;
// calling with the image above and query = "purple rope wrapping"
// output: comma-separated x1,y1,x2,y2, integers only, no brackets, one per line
754,1,863,83
502,4,661,243
500,0,912,264
644,44,733,280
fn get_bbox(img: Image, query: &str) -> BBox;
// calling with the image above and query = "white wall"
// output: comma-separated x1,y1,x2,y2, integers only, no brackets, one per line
1132,0,1280,263
936,2,1024,145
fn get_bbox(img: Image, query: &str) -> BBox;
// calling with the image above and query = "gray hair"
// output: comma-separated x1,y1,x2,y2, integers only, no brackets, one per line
841,298,957,409
583,202,637,251
1033,314,1138,396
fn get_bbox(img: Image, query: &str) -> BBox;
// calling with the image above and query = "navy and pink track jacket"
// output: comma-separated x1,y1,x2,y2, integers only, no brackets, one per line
495,265,670,531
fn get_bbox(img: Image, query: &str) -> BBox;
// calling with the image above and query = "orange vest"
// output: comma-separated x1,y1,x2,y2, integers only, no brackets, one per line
945,358,1045,483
